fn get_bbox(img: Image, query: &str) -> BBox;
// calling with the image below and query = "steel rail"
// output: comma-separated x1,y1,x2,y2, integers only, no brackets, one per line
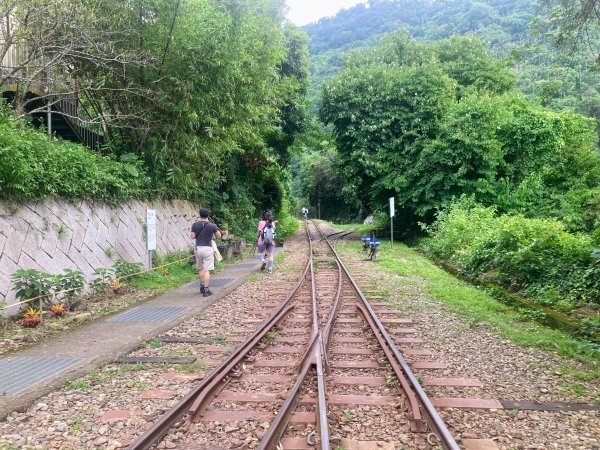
258,219,330,450
310,227,330,450
317,230,424,424
316,230,346,375
324,229,346,238
316,222,461,450
356,303,422,422
187,304,296,419
127,226,314,450
256,334,318,450
314,339,330,449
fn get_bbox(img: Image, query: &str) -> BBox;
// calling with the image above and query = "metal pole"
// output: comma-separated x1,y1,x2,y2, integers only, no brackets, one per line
148,250,153,273
46,64,52,137
47,103,52,137
391,216,393,249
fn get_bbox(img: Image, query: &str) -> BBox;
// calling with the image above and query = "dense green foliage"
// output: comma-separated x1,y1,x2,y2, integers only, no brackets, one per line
425,198,600,307
537,0,600,65
319,32,600,232
303,0,600,129
305,0,534,54
12,268,86,308
76,1,308,222
2,0,310,238
0,106,149,203
298,0,599,228
291,122,362,222
301,0,600,328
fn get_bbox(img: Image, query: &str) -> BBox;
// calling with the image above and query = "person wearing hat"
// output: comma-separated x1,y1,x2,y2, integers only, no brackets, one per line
191,208,221,296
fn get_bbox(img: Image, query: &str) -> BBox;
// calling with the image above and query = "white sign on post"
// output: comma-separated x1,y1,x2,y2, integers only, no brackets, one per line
146,209,156,272
389,197,395,217
146,209,157,251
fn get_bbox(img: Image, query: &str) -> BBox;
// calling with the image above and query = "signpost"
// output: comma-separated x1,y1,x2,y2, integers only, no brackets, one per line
389,197,395,248
146,209,156,272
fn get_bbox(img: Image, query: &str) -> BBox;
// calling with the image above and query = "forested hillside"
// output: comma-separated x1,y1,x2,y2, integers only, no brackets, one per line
303,0,600,128
305,0,533,54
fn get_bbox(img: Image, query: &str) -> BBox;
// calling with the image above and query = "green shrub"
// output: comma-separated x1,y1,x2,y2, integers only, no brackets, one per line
0,105,149,203
11,269,56,308
275,197,300,243
12,268,87,308
90,268,115,293
113,259,144,279
581,316,600,336
423,196,496,266
426,197,599,305
57,269,85,302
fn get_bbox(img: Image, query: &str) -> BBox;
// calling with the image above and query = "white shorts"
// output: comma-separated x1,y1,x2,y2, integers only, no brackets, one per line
195,246,214,270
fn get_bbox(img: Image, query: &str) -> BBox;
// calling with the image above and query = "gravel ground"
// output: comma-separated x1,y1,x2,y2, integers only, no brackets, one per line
0,233,309,449
337,240,600,450
3,223,598,449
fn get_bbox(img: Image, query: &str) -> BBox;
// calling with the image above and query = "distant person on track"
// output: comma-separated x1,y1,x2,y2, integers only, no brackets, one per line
258,209,277,274
302,207,309,220
191,208,221,297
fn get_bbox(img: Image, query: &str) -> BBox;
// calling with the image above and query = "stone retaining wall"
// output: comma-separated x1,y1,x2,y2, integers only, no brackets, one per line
0,199,198,309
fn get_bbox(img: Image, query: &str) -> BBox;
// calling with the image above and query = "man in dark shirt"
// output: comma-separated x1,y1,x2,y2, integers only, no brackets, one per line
191,208,221,297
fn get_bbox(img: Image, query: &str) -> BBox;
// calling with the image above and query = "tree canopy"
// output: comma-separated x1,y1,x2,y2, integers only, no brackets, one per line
1,0,310,238
319,32,600,231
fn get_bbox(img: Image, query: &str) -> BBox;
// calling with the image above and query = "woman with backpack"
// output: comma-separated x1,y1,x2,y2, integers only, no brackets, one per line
257,209,277,273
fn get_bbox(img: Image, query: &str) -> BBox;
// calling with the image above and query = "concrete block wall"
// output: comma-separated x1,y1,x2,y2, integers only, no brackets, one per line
0,199,198,309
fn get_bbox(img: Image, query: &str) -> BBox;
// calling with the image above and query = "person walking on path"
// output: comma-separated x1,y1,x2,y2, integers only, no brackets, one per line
191,208,221,296
302,207,309,220
258,209,277,274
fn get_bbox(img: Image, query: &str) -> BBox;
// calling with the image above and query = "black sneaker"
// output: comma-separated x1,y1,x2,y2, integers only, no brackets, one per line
260,262,266,271
199,284,205,293
203,288,213,297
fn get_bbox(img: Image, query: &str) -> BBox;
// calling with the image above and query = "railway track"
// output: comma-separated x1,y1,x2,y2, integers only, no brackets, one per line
127,220,459,450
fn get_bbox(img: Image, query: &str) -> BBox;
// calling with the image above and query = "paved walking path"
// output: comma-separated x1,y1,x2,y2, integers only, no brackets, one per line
0,252,279,419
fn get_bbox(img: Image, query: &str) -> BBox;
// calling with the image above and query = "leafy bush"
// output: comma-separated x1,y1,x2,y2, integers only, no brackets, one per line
272,196,300,242
113,259,144,279
581,316,600,335
0,105,149,203
90,267,115,293
11,269,56,308
422,196,496,266
57,269,85,302
425,197,599,305
12,268,87,308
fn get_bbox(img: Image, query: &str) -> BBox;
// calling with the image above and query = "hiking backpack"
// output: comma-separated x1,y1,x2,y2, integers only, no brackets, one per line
261,222,275,246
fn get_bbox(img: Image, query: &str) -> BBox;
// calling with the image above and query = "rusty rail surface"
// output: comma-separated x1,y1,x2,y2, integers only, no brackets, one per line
315,220,461,450
258,220,331,449
129,220,459,450
127,225,315,450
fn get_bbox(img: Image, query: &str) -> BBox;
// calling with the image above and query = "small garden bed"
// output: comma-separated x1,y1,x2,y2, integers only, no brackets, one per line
0,250,197,357
0,286,153,357
0,247,255,357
